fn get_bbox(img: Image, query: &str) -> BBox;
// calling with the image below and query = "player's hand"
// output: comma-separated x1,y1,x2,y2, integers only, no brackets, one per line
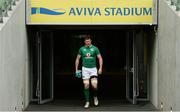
75,70,82,78
98,68,102,75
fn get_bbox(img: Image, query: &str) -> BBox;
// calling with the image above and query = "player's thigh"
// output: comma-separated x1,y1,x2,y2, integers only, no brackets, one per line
82,67,90,79
91,77,98,88
90,67,98,77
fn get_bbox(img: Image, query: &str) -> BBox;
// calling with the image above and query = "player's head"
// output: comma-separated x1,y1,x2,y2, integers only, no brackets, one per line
84,35,92,47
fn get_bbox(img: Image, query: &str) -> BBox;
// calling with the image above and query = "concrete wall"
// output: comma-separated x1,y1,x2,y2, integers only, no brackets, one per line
148,29,158,108
0,0,29,111
157,0,180,111
175,10,180,112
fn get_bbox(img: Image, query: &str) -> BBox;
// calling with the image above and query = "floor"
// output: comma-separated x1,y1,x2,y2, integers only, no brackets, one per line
25,99,158,111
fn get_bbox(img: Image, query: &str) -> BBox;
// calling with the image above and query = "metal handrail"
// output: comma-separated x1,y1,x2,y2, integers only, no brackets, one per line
0,0,19,23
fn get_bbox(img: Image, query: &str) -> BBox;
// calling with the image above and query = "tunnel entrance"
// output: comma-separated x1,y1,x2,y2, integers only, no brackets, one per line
53,30,127,101
28,26,151,107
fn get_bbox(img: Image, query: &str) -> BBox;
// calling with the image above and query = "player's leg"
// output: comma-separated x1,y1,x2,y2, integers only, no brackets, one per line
91,77,98,106
91,77,98,97
83,79,90,102
90,67,99,106
82,67,90,108
83,79,90,108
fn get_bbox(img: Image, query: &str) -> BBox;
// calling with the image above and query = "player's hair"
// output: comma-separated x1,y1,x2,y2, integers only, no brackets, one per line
84,35,92,41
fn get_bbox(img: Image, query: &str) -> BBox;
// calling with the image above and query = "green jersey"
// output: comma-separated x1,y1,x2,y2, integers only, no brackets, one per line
78,45,100,68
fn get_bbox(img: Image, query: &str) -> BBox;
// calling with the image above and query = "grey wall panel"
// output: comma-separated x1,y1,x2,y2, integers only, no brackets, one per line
158,0,180,111
0,0,29,111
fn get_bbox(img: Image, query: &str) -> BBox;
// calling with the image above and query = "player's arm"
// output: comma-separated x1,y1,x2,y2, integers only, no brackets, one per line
97,54,103,74
75,54,81,71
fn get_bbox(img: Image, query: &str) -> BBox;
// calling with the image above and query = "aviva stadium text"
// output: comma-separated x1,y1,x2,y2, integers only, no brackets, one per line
69,7,152,16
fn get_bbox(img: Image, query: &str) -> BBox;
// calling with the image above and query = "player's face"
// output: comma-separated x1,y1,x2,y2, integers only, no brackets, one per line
85,39,91,47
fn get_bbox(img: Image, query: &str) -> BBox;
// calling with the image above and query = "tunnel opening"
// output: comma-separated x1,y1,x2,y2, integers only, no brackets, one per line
27,25,157,111
53,30,127,101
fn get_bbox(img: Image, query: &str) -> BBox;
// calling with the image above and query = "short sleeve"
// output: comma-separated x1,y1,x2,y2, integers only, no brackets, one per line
78,48,82,55
95,47,100,56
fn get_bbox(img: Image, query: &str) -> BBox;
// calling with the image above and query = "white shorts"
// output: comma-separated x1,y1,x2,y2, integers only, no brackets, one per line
82,66,98,79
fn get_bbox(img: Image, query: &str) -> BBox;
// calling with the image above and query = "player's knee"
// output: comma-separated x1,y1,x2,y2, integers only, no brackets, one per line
83,80,89,89
91,79,98,89
84,83,89,89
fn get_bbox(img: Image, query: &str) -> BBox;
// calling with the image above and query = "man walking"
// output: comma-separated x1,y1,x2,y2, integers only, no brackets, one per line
75,35,103,108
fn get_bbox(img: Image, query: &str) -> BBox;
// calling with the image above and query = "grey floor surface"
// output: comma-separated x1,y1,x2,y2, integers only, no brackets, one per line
25,99,158,111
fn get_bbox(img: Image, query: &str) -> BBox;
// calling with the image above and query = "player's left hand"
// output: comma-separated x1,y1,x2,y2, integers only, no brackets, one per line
98,68,102,75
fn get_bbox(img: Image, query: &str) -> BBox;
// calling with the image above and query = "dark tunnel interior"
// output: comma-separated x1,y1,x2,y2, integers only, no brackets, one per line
27,25,153,106
53,30,127,100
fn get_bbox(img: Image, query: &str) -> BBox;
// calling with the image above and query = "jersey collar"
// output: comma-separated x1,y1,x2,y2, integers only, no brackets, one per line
85,44,93,48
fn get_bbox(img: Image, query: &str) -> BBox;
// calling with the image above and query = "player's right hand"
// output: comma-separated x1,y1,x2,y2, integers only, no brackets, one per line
75,70,82,78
